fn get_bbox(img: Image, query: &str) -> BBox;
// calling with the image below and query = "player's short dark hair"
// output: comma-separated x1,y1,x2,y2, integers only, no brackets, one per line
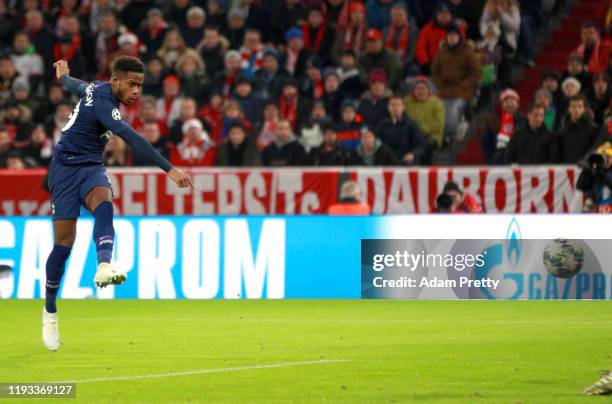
112,56,145,76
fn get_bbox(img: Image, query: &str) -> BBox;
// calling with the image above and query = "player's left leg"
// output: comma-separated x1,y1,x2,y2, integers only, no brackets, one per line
84,186,126,288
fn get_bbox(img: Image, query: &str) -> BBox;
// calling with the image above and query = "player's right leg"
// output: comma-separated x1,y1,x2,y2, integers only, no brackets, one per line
43,219,77,351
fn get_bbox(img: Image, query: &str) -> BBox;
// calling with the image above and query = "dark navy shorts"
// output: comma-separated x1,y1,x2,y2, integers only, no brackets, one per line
48,158,112,220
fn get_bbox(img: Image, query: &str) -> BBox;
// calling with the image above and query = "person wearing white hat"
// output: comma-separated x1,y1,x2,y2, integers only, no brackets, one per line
171,118,216,167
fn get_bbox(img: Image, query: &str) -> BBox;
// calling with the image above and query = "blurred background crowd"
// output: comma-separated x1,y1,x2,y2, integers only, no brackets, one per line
0,0,611,171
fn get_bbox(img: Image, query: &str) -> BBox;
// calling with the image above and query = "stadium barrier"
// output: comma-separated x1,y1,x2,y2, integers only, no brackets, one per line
0,215,610,300
0,166,583,215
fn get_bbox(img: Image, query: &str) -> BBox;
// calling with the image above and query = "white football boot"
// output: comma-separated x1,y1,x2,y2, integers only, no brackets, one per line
93,263,127,288
42,308,60,351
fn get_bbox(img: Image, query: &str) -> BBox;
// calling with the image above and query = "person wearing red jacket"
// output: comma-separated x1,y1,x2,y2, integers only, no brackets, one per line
170,118,217,167
415,3,466,74
443,181,484,213
573,21,612,74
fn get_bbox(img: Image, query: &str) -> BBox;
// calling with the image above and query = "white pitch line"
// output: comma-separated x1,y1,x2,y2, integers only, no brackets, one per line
52,359,351,384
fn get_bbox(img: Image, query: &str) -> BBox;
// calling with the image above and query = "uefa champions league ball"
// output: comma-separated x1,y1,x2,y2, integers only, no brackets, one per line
543,239,584,278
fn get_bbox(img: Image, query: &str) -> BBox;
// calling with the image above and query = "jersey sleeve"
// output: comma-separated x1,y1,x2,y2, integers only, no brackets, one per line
59,75,89,97
94,97,173,172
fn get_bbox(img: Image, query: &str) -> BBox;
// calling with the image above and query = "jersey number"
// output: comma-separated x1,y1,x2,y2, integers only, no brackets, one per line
61,100,81,132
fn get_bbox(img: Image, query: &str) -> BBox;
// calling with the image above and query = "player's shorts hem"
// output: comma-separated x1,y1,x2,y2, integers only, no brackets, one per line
81,182,114,204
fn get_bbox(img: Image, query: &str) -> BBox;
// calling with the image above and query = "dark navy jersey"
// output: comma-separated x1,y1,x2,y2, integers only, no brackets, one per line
53,76,172,171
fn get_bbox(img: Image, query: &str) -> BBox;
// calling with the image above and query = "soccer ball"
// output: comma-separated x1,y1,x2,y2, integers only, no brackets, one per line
543,239,584,278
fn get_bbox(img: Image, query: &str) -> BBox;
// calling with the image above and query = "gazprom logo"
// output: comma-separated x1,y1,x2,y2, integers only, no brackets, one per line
505,217,522,268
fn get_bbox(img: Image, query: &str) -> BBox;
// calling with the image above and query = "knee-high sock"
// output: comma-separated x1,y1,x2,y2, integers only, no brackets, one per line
93,201,115,265
45,245,72,313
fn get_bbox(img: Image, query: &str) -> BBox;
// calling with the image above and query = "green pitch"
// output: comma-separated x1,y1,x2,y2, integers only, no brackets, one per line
1,300,611,403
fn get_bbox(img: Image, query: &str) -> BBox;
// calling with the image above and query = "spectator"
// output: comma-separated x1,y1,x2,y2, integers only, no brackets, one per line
53,33,87,80
166,0,191,27
358,28,402,90
92,12,120,79
443,181,484,213
309,123,355,165
262,117,307,166
102,135,126,167
25,11,54,65
333,1,368,59
170,118,217,166
416,3,466,74
213,50,242,98
447,0,481,40
534,88,556,131
225,8,247,50
476,21,502,92
482,88,522,164
176,50,210,101
121,0,155,33
573,21,612,74
358,69,391,128
234,75,265,127
197,26,228,79
366,0,396,31
383,3,419,76
156,75,184,128
142,56,165,98
132,122,170,167
542,71,562,106
278,79,312,131
5,150,25,169
44,101,71,145
3,100,33,149
254,48,291,99
0,126,13,168
299,57,325,99
404,77,445,149
322,68,344,122
10,31,44,92
181,6,206,48
356,126,398,165
271,0,306,45
169,97,200,145
586,73,611,126
557,95,599,164
34,82,65,123
216,123,261,166
303,5,335,65
206,0,228,31
435,193,455,213
239,28,266,77
300,100,329,152
198,93,225,142
220,99,252,141
431,24,481,144
480,0,521,86
133,95,169,137
327,180,371,215
556,77,582,129
90,0,115,33
11,77,37,122
242,0,271,42
140,8,169,59
255,102,280,150
284,27,312,79
158,28,188,70
517,0,539,66
0,0,17,51
376,96,427,165
114,32,142,63
560,54,591,93
337,49,364,101
337,99,363,150
506,102,558,164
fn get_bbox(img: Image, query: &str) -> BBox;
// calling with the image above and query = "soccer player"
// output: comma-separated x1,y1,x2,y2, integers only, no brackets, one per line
42,57,193,351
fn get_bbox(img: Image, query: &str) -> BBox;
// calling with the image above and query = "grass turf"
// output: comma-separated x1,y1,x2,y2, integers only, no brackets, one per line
0,300,611,403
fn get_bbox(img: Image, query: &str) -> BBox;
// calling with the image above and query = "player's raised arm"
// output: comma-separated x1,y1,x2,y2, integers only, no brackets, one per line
54,60,89,97
94,101,193,189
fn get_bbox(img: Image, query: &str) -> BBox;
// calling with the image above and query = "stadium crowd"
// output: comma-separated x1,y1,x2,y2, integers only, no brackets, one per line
0,0,611,170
